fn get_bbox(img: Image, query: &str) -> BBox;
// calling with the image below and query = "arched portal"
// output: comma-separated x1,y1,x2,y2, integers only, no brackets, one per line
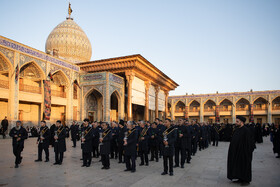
110,91,120,122
236,98,250,111
204,100,216,112
253,97,268,111
51,71,69,98
189,100,200,112
86,89,103,122
175,101,185,113
220,99,233,111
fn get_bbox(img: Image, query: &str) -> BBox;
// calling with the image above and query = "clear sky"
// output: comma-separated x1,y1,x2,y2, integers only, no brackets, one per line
1,0,279,96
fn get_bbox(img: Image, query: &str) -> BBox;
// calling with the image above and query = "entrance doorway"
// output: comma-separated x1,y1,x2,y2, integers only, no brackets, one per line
88,111,94,122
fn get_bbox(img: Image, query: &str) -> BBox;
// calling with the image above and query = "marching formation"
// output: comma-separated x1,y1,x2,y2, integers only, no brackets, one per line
6,116,280,185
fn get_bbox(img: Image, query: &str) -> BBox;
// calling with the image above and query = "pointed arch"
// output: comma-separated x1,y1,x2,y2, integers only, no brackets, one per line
203,99,216,105
174,99,185,107
219,98,233,105
189,100,200,107
20,61,46,80
236,98,250,111
236,97,250,105
175,100,185,113
0,51,13,73
84,87,104,99
272,96,280,110
189,100,200,112
253,97,268,104
51,70,70,87
204,99,216,112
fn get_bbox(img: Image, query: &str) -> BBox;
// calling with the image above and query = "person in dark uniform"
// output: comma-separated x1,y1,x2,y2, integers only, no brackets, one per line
271,123,280,158
81,119,93,167
161,119,176,176
117,120,126,163
191,120,198,156
100,122,112,169
1,116,8,139
70,121,79,147
124,121,138,173
110,121,119,159
138,121,150,166
35,120,50,162
92,122,100,158
49,124,56,147
185,121,193,163
156,118,165,158
212,123,220,146
174,118,187,168
53,120,66,165
9,121,28,168
149,122,159,162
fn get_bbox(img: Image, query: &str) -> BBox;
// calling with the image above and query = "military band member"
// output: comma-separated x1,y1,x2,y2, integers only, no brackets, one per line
100,122,112,169
174,118,187,168
53,120,66,165
124,121,138,172
117,120,126,163
191,120,199,156
150,122,159,162
70,121,79,147
111,121,119,159
81,119,93,167
138,121,150,166
35,120,50,162
92,122,100,158
212,123,220,146
161,119,176,176
9,120,28,168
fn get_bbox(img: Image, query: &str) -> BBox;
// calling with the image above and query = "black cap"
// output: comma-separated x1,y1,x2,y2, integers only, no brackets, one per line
236,116,246,123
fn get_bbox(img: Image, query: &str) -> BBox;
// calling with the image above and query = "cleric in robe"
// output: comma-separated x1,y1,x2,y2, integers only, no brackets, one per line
227,116,255,185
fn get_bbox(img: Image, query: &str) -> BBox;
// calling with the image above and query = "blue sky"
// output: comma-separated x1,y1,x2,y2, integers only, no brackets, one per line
0,0,279,96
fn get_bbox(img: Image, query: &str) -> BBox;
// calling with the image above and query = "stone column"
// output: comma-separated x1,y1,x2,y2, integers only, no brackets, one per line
155,85,160,119
164,91,169,119
267,95,272,124
232,100,236,124
125,71,135,121
66,77,74,125
8,52,20,128
144,81,150,121
171,99,175,120
104,73,110,122
200,98,204,122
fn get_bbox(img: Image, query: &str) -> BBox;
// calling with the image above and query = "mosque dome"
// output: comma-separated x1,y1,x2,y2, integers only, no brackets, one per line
45,17,92,63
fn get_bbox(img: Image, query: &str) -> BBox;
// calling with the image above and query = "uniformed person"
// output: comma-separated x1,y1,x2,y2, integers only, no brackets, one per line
149,122,159,162
100,122,112,169
174,118,187,168
92,122,100,158
35,120,50,162
70,121,79,147
124,121,138,173
9,120,28,168
117,120,126,163
81,119,93,167
53,120,66,165
161,119,176,176
138,121,150,166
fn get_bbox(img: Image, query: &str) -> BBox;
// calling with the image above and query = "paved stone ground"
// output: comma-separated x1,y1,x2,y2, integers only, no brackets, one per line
0,136,279,187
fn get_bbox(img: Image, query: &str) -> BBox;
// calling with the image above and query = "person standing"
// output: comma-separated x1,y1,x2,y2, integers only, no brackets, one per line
35,121,50,162
149,122,159,162
100,122,112,169
81,119,93,167
9,121,28,168
212,123,220,146
191,121,198,156
227,116,255,185
174,118,187,168
124,121,137,173
161,119,176,176
92,122,100,158
53,120,66,165
138,121,150,166
271,123,280,158
117,120,126,163
1,116,8,139
70,121,79,147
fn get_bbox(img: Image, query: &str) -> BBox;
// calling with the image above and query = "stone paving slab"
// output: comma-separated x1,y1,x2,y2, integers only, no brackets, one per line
0,136,279,187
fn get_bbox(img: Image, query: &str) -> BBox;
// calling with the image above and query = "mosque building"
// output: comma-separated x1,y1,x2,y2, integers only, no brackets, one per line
0,5,178,128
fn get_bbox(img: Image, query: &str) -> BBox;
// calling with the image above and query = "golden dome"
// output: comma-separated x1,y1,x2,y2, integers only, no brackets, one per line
45,18,92,63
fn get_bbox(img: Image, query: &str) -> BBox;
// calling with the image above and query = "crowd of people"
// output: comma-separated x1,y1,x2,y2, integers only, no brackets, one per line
5,116,280,185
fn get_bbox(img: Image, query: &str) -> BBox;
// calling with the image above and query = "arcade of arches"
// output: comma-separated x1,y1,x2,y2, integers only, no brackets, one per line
168,91,280,124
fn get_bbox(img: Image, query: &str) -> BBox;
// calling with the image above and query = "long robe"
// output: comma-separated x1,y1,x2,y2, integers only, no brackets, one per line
227,126,255,183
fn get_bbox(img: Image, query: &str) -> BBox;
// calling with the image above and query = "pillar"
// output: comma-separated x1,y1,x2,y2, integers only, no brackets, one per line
268,95,272,124
104,72,110,122
125,71,134,121
200,98,204,122
144,81,150,121
232,100,236,124
171,99,175,121
164,91,169,119
155,85,160,119
8,52,20,128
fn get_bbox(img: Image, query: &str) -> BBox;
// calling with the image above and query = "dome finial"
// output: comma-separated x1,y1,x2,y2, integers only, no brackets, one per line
67,2,73,19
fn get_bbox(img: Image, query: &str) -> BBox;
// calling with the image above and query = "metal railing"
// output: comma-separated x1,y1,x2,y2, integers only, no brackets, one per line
19,83,41,94
204,108,215,112
175,108,185,113
51,90,66,98
253,106,267,111
236,108,249,111
0,80,9,89
189,108,200,112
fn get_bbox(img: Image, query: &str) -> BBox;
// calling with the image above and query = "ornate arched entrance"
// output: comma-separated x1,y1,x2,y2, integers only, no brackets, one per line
110,91,121,122
85,89,103,122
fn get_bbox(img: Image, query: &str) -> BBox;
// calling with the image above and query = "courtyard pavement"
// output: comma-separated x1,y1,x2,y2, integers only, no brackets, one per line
0,136,279,187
